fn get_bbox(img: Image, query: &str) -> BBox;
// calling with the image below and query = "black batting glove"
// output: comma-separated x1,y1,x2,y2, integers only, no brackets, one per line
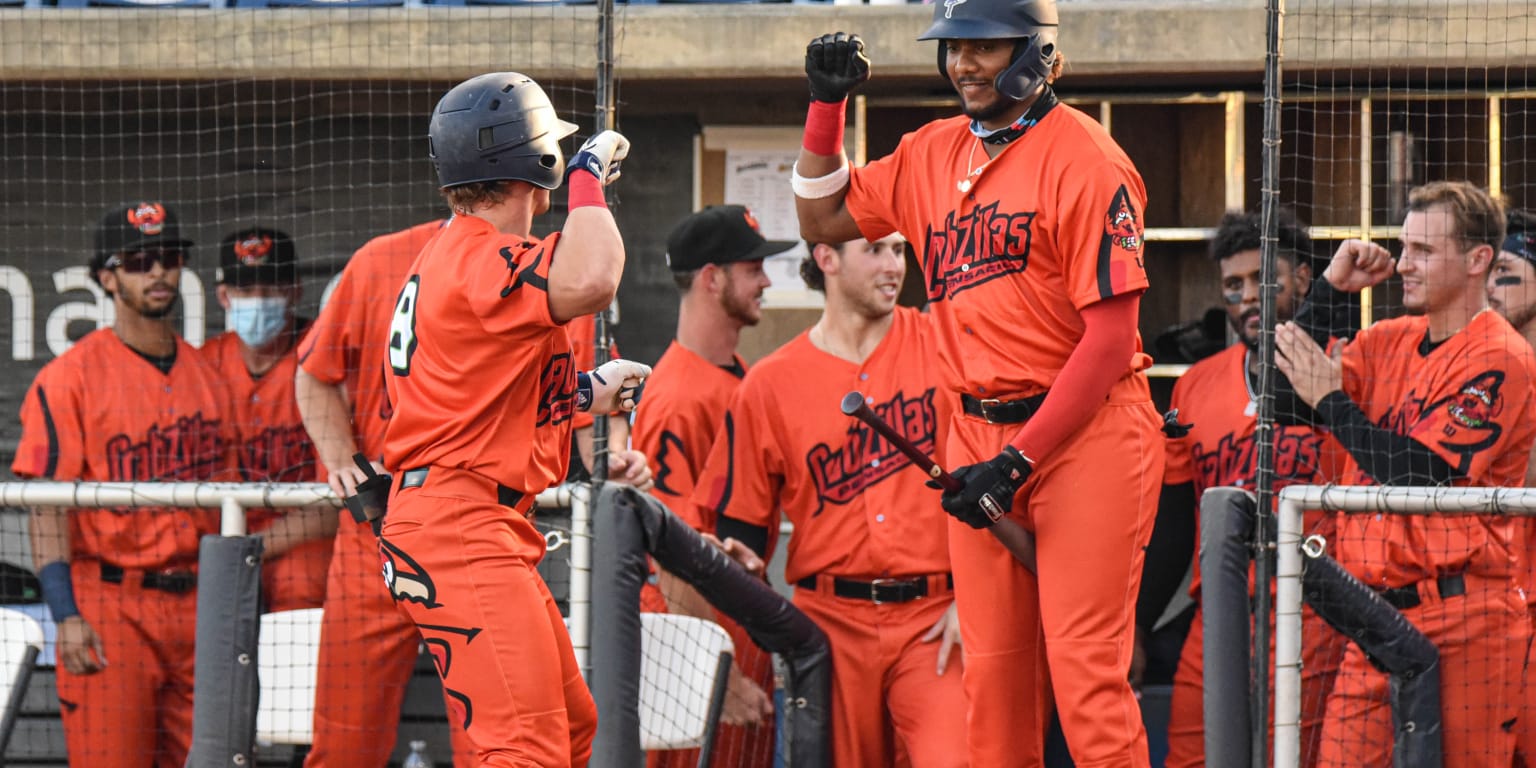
939,447,1033,529
805,32,871,103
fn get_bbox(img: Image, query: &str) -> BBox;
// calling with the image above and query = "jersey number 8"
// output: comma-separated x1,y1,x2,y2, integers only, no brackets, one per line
388,276,421,376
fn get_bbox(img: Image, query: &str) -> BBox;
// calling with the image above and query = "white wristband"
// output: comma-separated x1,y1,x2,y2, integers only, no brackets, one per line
790,161,850,200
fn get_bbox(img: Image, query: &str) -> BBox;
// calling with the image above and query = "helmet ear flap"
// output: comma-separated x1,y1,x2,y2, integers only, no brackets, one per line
993,32,1057,101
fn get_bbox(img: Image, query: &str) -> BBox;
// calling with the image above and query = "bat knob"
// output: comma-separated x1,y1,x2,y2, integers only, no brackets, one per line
840,391,867,416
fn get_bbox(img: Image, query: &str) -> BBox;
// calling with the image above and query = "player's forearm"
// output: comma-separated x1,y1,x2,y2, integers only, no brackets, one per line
548,206,623,324
1010,292,1140,461
1314,391,1459,485
255,506,339,560
295,368,361,473
793,147,862,245
1294,275,1360,347
30,505,70,567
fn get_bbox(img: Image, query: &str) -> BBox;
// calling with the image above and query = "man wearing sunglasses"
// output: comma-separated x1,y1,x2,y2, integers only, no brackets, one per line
13,201,239,767
201,227,337,615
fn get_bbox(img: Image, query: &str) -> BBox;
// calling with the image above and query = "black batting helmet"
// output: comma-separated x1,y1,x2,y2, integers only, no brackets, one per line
917,0,1059,102
428,72,579,190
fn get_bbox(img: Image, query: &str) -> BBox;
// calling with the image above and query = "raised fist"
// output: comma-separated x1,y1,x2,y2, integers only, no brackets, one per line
566,130,631,186
1323,239,1395,293
805,32,871,103
579,359,651,413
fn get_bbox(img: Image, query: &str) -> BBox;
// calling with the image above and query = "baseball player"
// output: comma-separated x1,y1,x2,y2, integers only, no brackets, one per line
1483,207,1536,767
631,204,788,768
379,71,648,765
1151,210,1346,767
296,218,488,766
15,202,235,768
201,226,336,613
693,233,968,767
1275,180,1535,767
791,3,1165,765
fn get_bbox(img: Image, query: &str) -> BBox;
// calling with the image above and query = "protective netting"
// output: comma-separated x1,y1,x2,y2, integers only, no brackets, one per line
1260,3,1536,767
0,8,613,766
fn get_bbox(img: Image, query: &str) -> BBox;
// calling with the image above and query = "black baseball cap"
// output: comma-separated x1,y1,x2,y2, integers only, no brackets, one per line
665,205,798,272
217,227,298,286
92,201,193,270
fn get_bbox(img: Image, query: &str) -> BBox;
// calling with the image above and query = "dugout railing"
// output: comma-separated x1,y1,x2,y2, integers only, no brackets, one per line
0,480,593,767
1266,484,1536,768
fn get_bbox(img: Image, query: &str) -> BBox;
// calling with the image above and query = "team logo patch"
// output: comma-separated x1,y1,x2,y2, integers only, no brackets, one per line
127,202,167,235
379,538,441,608
743,207,763,234
1103,188,1143,253
806,388,939,513
1446,371,1504,428
943,0,966,18
233,234,273,265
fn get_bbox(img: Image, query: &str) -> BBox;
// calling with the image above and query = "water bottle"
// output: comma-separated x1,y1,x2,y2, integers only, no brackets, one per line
402,740,436,768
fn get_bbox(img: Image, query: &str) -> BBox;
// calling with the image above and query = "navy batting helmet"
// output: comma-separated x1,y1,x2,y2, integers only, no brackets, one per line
917,0,1059,102
428,72,579,190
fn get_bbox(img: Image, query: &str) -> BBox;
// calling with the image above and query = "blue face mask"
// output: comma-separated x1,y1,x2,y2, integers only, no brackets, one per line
226,295,290,348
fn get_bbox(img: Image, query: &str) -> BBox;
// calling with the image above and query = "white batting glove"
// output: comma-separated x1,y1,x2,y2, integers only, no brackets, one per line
566,130,631,187
578,359,651,413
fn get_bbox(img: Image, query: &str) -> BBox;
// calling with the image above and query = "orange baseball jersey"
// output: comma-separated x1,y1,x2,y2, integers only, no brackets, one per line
200,329,320,487
566,313,620,431
384,214,575,493
632,340,747,530
1165,342,1346,592
13,329,233,568
298,219,443,461
844,105,1152,399
1333,310,1536,587
693,307,952,583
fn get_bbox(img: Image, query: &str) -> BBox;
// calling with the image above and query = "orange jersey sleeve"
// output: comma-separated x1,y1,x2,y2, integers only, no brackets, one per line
691,308,953,583
630,341,745,530
845,105,1151,398
1334,311,1536,586
297,220,442,460
13,330,232,568
382,216,574,493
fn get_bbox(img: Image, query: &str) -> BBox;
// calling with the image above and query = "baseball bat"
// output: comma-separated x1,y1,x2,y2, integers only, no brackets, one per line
839,391,1037,572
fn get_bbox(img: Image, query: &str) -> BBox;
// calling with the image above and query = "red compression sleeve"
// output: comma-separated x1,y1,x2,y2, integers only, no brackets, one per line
802,100,846,156
567,169,606,210
1011,291,1143,462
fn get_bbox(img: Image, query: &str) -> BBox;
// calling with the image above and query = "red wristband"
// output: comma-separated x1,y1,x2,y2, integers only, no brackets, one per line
802,100,846,156
567,170,606,210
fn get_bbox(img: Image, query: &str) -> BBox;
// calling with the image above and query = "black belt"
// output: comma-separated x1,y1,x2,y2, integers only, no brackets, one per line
1377,573,1466,611
795,573,952,604
961,392,1047,424
399,467,525,509
99,563,196,594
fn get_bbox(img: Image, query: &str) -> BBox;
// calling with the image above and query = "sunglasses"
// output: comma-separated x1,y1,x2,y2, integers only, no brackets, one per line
105,248,187,274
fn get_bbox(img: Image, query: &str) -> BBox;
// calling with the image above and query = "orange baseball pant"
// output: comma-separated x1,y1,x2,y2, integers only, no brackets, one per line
1163,602,1346,768
647,614,776,768
262,536,333,613
56,561,197,768
381,467,597,767
1516,605,1536,768
945,377,1162,768
305,519,479,768
793,581,968,768
1317,577,1528,768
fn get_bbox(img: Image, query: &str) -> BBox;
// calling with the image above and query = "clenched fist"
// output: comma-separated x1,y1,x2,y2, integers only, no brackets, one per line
1323,239,1395,293
566,130,631,186
805,32,871,103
